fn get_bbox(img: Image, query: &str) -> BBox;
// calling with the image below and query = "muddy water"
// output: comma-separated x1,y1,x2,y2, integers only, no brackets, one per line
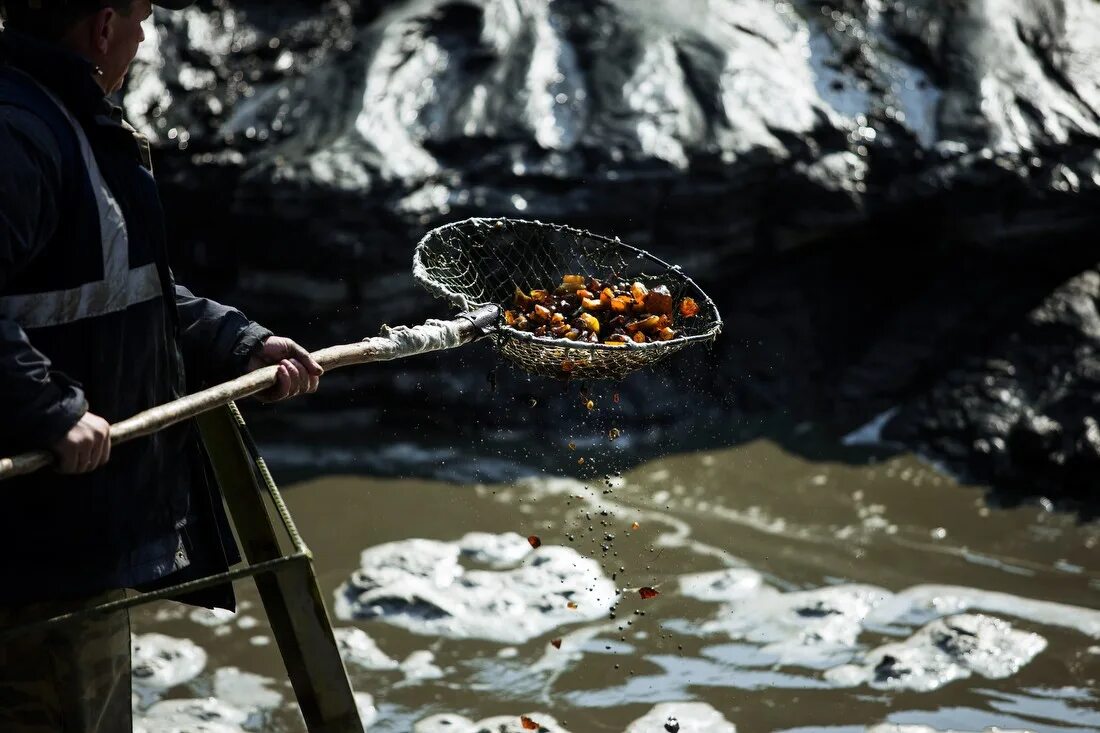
133,440,1100,732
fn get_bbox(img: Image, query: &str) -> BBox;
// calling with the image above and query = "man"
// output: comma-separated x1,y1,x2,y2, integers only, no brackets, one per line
0,1,322,730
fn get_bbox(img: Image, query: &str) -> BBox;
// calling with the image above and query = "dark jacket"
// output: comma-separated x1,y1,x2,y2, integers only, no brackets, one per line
0,30,269,606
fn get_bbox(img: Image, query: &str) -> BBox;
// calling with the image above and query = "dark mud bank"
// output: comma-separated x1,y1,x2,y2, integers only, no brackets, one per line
128,0,1100,504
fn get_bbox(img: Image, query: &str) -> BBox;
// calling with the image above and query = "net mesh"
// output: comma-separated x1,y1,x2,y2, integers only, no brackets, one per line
413,218,722,380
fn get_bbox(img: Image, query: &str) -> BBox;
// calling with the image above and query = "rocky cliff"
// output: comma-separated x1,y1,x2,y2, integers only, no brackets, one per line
126,0,1100,506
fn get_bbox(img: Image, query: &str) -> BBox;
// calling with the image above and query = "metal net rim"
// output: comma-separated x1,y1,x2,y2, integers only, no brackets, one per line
413,217,724,354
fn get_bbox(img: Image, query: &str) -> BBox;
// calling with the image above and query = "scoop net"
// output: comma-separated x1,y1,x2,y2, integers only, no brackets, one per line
413,218,722,380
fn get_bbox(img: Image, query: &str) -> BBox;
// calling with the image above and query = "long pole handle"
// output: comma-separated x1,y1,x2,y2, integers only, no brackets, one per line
0,309,496,482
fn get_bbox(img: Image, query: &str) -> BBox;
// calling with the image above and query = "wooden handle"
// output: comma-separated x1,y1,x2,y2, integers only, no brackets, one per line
0,317,486,482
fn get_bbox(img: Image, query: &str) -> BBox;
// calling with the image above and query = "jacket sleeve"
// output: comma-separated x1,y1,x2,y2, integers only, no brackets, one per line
173,284,273,387
0,107,87,451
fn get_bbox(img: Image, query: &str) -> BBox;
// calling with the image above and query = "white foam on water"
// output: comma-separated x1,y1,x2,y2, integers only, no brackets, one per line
189,607,236,627
131,633,207,693
869,585,1100,639
334,532,616,643
134,697,247,733
212,667,284,714
413,711,571,733
825,613,1047,691
398,650,445,684
355,692,378,729
700,584,894,668
334,626,400,671
625,701,737,732
679,569,766,603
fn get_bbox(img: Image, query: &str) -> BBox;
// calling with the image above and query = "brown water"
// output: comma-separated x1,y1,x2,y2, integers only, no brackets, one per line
134,440,1100,732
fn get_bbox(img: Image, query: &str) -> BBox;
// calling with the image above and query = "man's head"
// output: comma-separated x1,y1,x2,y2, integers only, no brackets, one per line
1,0,191,93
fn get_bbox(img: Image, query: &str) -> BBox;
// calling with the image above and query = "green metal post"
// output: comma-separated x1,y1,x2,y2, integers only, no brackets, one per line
198,405,362,733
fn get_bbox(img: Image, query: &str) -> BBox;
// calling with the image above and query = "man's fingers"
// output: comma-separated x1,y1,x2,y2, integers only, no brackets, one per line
57,448,79,474
74,443,94,474
265,364,291,402
282,359,304,397
289,342,323,376
91,430,110,471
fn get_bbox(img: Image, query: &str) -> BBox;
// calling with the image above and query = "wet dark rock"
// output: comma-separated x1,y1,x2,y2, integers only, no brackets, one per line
884,269,1100,506
126,0,1100,503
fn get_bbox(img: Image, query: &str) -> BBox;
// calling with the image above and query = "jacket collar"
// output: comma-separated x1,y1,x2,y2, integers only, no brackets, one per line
0,29,110,121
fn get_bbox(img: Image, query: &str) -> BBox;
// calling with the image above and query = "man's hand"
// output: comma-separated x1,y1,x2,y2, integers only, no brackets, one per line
51,412,111,474
247,336,323,403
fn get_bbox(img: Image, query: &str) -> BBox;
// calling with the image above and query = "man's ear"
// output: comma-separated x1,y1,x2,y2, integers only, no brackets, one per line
87,7,118,56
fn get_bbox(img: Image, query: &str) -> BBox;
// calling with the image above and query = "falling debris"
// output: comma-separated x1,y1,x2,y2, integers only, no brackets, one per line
550,639,562,649
567,601,578,610
520,715,540,730
639,587,660,600
585,400,595,410
631,521,640,530
577,457,585,465
528,535,542,549
613,392,620,404
567,442,576,451
560,360,575,373
608,427,621,441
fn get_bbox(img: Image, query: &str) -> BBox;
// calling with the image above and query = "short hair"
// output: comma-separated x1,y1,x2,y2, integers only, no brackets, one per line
1,1,135,41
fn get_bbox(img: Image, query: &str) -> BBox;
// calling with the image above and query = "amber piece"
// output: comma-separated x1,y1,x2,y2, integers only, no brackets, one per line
627,315,661,334
577,457,585,464
514,287,532,307
562,274,585,285
551,311,565,324
606,334,630,344
567,601,578,609
581,297,604,311
639,587,660,599
585,400,595,410
657,326,676,341
610,296,631,314
577,289,593,299
533,304,551,321
530,289,550,301
632,332,647,344
560,360,574,373
645,285,673,315
504,310,517,326
631,521,640,530
613,392,621,403
604,341,627,347
520,716,540,731
564,329,580,340
528,535,542,549
579,313,600,334
631,282,648,305
515,315,529,330
600,287,615,305
608,427,621,440
550,639,562,649
679,297,699,317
